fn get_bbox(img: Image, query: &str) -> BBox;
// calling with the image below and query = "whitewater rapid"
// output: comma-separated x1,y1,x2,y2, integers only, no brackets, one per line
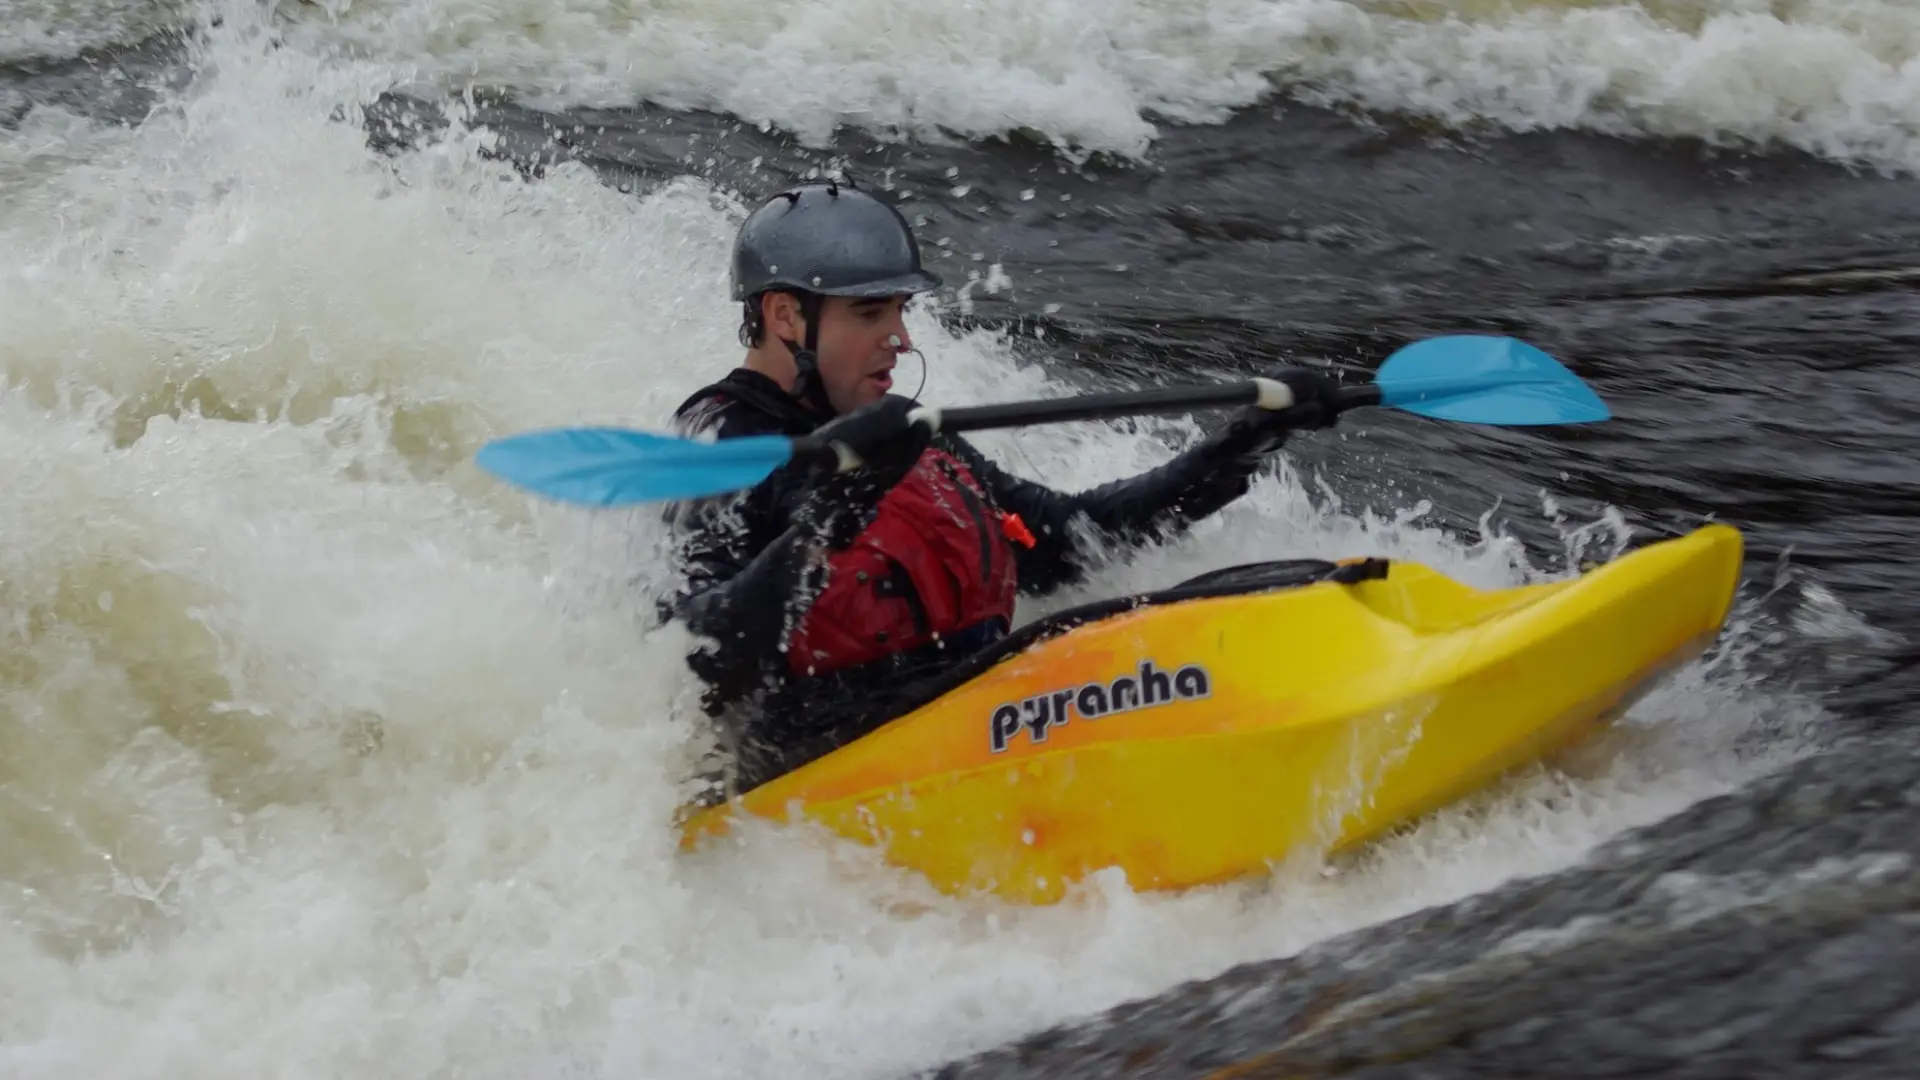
0,1,1852,1077
272,0,1920,169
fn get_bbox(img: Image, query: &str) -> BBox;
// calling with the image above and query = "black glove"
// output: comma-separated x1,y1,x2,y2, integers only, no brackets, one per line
1213,368,1344,460
793,395,934,545
1267,368,1344,431
808,394,933,488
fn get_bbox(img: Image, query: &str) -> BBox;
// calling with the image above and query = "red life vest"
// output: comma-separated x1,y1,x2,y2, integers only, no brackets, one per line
786,447,1022,676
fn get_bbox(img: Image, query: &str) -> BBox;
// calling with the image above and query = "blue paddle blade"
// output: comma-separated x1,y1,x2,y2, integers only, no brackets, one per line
473,426,796,506
1374,335,1610,425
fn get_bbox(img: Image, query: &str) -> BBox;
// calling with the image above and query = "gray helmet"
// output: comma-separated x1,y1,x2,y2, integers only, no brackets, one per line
730,182,944,302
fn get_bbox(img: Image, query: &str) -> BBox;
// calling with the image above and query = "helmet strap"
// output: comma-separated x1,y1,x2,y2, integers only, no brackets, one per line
781,292,833,414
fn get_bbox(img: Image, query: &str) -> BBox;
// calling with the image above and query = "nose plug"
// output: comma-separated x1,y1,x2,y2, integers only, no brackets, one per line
889,333,929,400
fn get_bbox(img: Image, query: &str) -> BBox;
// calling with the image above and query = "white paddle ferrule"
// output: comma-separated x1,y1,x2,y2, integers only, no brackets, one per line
828,441,864,472
1251,377,1296,411
907,405,943,432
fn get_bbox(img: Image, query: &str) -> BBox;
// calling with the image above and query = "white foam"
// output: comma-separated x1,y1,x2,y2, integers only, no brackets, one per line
254,0,1920,169
0,4,1829,1078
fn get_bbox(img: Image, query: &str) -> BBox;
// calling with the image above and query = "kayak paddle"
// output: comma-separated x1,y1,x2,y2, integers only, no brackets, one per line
474,334,1607,507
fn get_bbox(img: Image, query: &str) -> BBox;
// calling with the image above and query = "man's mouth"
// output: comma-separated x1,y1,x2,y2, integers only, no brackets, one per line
868,369,894,391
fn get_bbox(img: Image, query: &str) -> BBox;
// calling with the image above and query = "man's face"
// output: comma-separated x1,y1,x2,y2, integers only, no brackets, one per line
766,293,914,413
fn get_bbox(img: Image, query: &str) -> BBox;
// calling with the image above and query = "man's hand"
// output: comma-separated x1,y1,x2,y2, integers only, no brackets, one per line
795,395,934,546
1265,368,1344,432
810,394,934,489
1218,368,1344,458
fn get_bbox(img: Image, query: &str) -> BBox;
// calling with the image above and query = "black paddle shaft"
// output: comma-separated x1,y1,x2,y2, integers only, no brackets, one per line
790,381,1382,469
934,381,1382,434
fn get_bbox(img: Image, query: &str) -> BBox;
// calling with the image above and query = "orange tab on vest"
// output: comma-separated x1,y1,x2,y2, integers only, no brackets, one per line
1000,511,1036,549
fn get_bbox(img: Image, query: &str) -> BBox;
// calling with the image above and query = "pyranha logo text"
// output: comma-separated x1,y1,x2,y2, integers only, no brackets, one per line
989,660,1212,753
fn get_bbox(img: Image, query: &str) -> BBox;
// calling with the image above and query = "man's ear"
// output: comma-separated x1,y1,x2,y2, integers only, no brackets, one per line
760,292,806,343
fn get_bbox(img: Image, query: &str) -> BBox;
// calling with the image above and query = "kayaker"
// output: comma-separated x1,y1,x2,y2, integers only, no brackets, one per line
664,181,1344,790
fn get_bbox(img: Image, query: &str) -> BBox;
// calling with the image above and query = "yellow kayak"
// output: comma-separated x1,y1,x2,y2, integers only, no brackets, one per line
679,524,1744,904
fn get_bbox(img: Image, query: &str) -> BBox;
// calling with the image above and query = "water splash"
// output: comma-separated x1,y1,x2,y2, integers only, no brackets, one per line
257,0,1920,170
